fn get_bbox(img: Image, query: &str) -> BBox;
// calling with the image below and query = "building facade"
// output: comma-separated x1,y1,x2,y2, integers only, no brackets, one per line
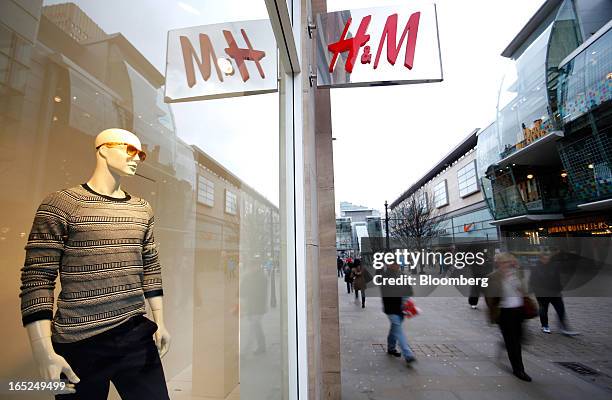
336,201,381,255
477,0,612,243
390,130,499,251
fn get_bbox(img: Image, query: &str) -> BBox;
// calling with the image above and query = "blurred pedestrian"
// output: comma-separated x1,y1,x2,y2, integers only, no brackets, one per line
469,248,493,309
337,255,344,278
353,259,366,308
529,250,578,335
485,253,532,382
381,263,416,364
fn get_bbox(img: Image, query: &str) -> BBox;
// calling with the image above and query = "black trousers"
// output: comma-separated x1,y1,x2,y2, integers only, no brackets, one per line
355,289,366,305
536,296,566,328
498,307,525,374
53,315,170,400
468,284,481,306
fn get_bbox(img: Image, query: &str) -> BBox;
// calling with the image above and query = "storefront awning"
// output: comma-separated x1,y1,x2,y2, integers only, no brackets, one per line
490,214,563,226
578,198,612,212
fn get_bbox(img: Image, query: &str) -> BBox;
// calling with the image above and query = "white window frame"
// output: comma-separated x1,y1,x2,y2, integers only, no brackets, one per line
197,175,215,207
457,160,479,197
224,189,237,215
433,179,448,208
264,1,305,399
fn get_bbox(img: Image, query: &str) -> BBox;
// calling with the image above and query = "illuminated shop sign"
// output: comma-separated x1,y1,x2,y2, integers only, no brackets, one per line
547,221,609,234
316,2,443,88
165,19,278,102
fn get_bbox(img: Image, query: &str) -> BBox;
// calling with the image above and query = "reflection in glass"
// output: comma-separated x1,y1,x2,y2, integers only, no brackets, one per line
0,1,287,399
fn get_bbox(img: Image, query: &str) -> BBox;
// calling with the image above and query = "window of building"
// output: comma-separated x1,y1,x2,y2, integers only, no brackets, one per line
417,191,428,210
225,189,237,215
458,160,479,197
433,180,448,208
197,175,214,206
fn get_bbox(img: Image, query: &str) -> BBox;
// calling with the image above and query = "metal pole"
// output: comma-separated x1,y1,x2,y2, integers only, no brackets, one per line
385,201,390,251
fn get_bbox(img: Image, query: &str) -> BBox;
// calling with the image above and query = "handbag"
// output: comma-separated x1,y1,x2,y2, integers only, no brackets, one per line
522,296,538,319
402,298,421,318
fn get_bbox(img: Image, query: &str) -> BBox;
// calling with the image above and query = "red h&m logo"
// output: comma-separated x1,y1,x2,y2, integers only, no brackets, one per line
179,29,266,87
328,12,420,74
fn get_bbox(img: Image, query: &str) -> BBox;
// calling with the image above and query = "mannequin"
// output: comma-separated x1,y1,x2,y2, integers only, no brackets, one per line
20,128,171,399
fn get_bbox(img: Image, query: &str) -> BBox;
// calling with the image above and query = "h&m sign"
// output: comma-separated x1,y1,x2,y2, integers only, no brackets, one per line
316,3,443,88
165,19,277,102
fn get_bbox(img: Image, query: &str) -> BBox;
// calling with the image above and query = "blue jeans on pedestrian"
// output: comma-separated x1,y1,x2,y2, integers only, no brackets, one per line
387,314,414,360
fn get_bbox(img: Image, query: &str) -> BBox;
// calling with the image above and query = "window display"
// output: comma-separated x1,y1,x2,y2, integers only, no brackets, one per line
2,1,292,399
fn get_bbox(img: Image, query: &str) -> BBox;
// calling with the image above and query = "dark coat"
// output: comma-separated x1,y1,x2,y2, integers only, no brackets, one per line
353,266,366,291
529,259,563,297
381,269,412,315
343,265,353,283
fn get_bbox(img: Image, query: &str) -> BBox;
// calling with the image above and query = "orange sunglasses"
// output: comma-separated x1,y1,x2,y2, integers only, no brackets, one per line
96,142,147,161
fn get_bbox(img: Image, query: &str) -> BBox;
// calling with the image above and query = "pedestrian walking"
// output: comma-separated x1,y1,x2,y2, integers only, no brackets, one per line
468,249,493,309
352,259,366,308
381,263,416,364
344,260,353,294
337,255,344,278
485,253,532,382
529,250,578,335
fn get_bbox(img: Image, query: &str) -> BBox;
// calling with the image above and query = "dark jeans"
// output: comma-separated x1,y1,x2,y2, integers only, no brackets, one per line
536,296,567,329
346,281,352,293
338,266,344,277
499,307,525,374
53,315,169,400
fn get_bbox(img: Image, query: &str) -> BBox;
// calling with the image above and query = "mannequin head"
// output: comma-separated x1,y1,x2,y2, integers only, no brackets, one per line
94,128,144,177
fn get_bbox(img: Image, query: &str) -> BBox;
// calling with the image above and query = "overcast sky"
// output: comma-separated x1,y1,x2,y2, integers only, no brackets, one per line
46,0,545,211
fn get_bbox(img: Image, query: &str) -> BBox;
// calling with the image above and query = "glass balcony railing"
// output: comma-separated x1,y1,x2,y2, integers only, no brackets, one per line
481,167,569,220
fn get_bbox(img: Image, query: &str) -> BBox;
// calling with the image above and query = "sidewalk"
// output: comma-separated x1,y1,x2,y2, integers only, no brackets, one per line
338,278,612,400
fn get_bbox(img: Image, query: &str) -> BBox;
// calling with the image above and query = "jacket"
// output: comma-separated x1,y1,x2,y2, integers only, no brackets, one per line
484,269,528,324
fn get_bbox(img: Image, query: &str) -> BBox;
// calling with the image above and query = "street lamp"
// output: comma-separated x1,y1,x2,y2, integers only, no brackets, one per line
384,200,390,251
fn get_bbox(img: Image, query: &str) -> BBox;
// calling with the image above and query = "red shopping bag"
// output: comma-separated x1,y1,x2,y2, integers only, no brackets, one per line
402,298,421,318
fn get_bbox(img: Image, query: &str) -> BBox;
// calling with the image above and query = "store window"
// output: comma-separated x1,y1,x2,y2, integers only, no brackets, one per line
457,160,479,197
1,1,297,399
433,180,448,208
197,176,214,207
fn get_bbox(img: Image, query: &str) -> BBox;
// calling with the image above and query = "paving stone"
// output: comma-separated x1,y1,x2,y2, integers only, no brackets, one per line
338,278,612,400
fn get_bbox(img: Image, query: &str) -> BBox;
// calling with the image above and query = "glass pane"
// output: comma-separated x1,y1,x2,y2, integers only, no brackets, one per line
0,53,8,83
1,1,288,399
0,23,11,56
498,25,554,156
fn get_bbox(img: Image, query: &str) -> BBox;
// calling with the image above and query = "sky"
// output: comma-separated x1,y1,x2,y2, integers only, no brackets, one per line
45,0,546,211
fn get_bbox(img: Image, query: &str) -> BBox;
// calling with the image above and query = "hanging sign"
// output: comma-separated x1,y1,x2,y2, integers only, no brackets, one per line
165,19,278,102
316,2,443,88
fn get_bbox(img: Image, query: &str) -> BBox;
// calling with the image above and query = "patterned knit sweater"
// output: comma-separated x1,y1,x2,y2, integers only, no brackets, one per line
19,184,163,343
